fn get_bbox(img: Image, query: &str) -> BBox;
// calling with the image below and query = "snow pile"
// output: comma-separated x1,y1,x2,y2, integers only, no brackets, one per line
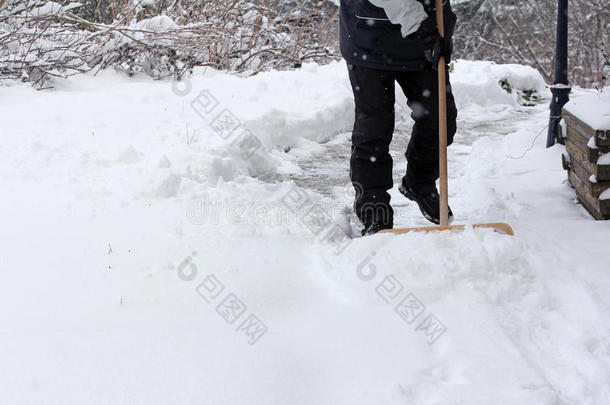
1,60,609,404
179,59,548,173
450,60,547,110
564,88,610,130
133,15,179,32
195,63,355,149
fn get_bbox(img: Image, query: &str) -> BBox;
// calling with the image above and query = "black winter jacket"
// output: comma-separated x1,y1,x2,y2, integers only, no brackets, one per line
340,0,457,71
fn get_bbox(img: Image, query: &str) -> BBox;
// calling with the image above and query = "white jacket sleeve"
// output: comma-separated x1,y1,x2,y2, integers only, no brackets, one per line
368,0,428,37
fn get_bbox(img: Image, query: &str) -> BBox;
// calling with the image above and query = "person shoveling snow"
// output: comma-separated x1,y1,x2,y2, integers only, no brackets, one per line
341,0,512,237
340,0,458,235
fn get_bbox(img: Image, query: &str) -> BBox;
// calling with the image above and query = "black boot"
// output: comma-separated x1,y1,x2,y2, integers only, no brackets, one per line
361,222,393,236
354,192,393,236
399,179,454,225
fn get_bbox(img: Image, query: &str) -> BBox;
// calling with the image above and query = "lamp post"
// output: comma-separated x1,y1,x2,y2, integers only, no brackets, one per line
547,0,570,147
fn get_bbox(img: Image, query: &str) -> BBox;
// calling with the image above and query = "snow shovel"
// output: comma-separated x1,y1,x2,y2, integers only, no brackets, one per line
381,0,514,236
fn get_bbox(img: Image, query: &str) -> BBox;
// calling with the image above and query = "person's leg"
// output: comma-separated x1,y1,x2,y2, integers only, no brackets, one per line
348,63,396,229
396,67,457,192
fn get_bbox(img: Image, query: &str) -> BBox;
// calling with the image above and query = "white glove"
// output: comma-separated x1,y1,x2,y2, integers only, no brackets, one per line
368,0,428,37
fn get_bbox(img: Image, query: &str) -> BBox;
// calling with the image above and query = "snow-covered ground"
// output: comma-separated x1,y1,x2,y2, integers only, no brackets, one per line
1,60,609,404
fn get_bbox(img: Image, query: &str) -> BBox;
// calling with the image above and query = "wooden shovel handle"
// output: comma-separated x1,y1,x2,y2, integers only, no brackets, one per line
435,0,449,226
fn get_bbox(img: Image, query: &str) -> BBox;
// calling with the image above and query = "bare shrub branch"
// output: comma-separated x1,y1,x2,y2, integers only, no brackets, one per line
0,0,341,87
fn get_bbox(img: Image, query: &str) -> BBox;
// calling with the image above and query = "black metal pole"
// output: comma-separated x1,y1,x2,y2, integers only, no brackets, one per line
547,0,570,147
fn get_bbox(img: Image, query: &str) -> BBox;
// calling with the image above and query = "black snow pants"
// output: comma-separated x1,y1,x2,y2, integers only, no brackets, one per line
348,64,457,228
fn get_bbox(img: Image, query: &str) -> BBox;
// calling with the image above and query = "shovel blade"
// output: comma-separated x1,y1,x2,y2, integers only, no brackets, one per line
379,222,514,236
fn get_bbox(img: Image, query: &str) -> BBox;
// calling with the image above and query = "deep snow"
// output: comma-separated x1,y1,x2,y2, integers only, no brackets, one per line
0,60,609,405
564,89,610,132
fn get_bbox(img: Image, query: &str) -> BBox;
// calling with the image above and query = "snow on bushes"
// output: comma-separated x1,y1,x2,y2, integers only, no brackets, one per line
0,0,339,87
